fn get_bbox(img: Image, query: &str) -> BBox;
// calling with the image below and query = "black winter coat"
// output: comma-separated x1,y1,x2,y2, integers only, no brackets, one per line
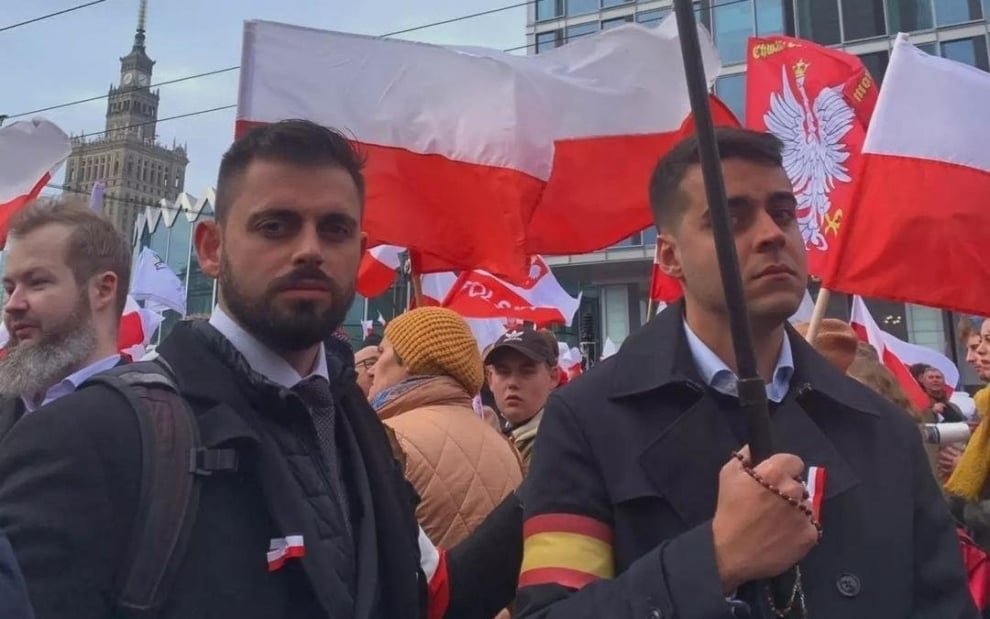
515,302,977,619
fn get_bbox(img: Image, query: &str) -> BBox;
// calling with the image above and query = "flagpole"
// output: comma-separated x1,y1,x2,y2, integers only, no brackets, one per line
804,287,832,343
672,0,773,464
406,252,425,308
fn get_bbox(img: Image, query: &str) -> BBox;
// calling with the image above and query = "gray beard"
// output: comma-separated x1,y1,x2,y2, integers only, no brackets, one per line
0,319,97,398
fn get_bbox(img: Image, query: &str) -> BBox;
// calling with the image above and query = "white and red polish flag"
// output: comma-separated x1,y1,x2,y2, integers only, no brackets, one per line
360,320,374,338
236,18,728,282
0,118,71,247
823,35,990,317
357,245,403,298
117,296,165,361
850,295,941,410
267,535,305,572
442,256,580,328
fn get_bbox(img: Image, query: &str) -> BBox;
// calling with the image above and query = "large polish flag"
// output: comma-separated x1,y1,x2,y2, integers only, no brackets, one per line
0,118,71,246
236,18,725,282
823,35,990,317
849,295,941,410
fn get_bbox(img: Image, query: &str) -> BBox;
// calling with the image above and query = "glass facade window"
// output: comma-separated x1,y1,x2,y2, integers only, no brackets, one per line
858,50,890,84
917,42,937,55
603,15,633,29
942,35,990,71
906,304,947,354
796,0,841,45
567,0,600,18
716,73,746,121
566,21,599,42
603,0,633,7
935,0,984,26
755,0,787,35
886,0,934,32
642,227,658,246
636,8,669,25
842,0,887,40
714,0,754,65
536,30,562,53
537,0,564,21
602,284,631,345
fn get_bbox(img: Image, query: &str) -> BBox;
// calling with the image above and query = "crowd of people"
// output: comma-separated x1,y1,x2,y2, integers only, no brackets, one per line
0,120,984,618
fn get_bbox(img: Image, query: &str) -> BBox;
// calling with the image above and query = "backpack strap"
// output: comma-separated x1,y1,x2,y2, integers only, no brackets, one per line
79,359,236,617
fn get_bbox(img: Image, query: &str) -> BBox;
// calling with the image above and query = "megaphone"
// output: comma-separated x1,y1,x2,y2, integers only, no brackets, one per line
922,422,972,445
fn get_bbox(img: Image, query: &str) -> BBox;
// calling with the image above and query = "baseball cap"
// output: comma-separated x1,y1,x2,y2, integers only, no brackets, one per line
484,329,557,366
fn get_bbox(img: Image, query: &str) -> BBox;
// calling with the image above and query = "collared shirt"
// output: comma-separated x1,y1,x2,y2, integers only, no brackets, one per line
682,321,794,404
23,353,122,413
209,305,328,388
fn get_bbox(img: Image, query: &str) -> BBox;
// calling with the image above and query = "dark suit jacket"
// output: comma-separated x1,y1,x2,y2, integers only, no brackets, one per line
0,321,426,619
0,530,32,619
516,303,977,619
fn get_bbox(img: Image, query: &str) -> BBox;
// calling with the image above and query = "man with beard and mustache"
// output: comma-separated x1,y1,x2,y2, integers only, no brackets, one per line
0,200,130,442
0,120,520,619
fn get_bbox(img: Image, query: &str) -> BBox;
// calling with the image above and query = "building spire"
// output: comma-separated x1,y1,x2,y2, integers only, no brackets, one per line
133,0,148,50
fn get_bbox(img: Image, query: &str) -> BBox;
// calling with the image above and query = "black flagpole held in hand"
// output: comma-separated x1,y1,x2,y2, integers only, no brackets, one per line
670,0,774,466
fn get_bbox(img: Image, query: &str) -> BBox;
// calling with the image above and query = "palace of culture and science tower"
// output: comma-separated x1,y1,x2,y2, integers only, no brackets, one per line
62,0,188,238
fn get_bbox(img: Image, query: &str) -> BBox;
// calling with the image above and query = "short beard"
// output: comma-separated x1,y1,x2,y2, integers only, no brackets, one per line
0,302,97,397
219,251,355,353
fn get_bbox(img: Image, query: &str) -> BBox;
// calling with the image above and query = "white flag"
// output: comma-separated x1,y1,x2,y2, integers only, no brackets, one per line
130,247,186,316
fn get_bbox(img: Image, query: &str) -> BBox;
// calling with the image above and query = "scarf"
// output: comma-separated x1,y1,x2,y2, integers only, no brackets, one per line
945,387,990,501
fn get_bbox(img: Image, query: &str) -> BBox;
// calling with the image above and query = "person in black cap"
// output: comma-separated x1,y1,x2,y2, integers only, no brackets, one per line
485,328,559,475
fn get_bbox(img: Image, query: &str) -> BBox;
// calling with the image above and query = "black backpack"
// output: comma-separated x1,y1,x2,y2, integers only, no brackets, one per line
79,359,238,618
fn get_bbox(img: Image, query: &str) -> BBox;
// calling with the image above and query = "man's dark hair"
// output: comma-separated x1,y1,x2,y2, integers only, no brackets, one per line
214,119,366,223
362,333,383,348
648,127,784,233
910,363,933,381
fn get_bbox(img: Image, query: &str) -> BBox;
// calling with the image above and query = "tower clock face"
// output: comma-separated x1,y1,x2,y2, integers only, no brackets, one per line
122,72,133,85
137,74,149,87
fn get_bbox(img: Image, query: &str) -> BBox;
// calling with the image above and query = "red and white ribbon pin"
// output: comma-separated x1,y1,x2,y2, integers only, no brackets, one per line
267,535,305,572
806,466,827,522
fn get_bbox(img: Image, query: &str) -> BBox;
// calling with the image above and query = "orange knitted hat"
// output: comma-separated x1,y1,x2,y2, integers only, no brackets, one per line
384,307,484,395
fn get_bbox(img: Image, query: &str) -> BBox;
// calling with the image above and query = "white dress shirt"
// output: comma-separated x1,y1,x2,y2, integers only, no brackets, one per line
682,321,794,403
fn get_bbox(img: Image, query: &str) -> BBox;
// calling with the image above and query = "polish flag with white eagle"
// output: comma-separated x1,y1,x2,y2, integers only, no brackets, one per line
849,295,953,410
0,118,71,247
236,18,732,282
442,256,580,328
823,35,990,317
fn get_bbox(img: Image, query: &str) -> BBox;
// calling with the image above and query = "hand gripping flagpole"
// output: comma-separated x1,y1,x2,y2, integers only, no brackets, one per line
671,0,773,465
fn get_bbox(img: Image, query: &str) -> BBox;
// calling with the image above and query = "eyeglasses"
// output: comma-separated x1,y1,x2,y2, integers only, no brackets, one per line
356,359,377,371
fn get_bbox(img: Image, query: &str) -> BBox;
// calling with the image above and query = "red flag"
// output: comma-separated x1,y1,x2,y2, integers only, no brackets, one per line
745,35,877,277
821,36,990,317
357,245,403,298
649,243,683,304
443,256,580,327
526,96,740,256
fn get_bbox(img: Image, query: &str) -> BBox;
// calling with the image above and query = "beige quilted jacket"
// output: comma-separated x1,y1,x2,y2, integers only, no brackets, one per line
378,376,523,548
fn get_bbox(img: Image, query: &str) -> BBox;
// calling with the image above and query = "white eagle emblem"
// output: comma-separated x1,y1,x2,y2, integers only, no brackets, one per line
764,59,856,251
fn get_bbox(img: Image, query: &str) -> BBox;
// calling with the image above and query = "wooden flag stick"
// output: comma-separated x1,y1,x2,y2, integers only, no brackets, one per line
804,288,832,343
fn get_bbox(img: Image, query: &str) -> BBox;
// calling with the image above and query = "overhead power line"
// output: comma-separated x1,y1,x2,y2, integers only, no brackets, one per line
0,0,108,34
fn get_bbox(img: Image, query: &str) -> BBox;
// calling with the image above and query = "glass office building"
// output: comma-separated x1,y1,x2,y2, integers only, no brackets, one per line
529,0,990,383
